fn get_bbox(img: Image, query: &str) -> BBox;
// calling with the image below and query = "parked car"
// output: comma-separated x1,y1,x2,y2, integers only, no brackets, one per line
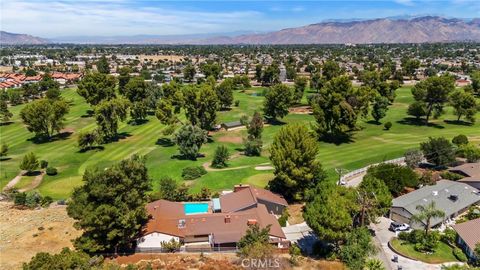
389,222,410,232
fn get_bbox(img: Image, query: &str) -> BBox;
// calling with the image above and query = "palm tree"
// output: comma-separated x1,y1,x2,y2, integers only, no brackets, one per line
411,201,445,235
364,258,386,270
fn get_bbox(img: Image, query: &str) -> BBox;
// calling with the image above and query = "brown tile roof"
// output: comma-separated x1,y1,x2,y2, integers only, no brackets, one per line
453,218,480,251
450,163,480,178
250,186,288,206
219,185,287,213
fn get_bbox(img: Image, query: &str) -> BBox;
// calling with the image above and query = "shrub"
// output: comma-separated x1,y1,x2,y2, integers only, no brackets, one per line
244,137,262,156
441,228,457,245
211,145,230,169
398,231,410,241
181,166,207,180
14,192,27,206
453,247,468,262
452,134,469,146
457,143,480,163
46,167,58,175
278,209,289,227
384,121,392,130
40,196,53,207
440,171,464,181
40,160,48,169
234,100,240,107
161,238,182,252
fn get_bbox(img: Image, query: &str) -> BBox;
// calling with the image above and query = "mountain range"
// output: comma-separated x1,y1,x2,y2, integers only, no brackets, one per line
2,16,480,45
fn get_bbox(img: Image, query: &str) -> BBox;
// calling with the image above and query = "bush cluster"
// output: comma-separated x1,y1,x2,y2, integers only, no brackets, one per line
13,191,53,208
181,166,207,180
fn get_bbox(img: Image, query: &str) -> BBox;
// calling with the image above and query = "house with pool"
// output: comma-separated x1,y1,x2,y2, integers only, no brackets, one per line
136,184,289,251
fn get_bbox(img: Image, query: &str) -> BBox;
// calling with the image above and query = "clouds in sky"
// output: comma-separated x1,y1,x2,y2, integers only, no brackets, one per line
1,0,478,37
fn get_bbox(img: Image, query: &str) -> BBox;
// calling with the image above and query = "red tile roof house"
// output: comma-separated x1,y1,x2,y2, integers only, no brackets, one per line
453,218,480,260
136,185,289,252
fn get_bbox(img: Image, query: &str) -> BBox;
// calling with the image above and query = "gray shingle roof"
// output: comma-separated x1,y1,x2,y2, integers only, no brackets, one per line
392,180,480,227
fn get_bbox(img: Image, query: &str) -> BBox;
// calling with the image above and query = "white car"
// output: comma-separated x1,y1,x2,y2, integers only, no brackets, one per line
389,222,410,232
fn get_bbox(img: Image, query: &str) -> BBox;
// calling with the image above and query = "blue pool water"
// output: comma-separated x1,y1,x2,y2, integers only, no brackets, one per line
184,203,209,215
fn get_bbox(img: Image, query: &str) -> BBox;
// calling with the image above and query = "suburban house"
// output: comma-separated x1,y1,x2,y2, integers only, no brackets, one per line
453,218,480,260
220,121,244,131
136,185,289,251
390,180,480,229
449,163,480,189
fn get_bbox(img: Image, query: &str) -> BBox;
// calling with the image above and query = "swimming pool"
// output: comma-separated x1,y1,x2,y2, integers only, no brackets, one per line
184,203,209,215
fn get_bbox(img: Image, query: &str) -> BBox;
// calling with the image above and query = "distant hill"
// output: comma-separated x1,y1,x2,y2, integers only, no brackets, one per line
200,16,480,44
0,31,50,45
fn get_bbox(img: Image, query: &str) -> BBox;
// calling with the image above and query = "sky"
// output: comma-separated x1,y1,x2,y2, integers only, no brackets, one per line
1,0,479,38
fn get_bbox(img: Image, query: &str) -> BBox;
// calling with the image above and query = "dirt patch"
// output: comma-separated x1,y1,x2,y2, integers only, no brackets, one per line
217,136,243,144
289,106,312,114
2,171,23,192
0,202,81,270
287,204,305,225
19,171,45,192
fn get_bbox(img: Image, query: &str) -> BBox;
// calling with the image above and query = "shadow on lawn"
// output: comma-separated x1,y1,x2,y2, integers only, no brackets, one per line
80,110,95,118
28,131,73,144
156,138,175,147
444,119,473,126
396,117,445,129
78,146,105,153
0,121,14,126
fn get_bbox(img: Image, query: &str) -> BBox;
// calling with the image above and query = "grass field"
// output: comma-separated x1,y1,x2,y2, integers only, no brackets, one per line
390,238,459,263
0,86,479,199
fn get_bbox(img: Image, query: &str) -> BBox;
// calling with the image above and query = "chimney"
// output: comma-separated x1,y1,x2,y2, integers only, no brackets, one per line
247,219,257,226
234,184,250,193
225,215,231,223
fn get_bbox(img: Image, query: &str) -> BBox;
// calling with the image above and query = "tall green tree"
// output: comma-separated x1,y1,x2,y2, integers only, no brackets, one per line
94,98,130,141
322,60,343,81
269,124,325,201
173,124,208,160
339,227,376,270
77,72,116,106
183,84,219,130
67,155,151,253
449,89,478,123
263,84,293,121
420,137,456,167
124,77,149,122
0,99,13,123
117,67,131,94
371,96,389,123
183,64,196,82
96,55,110,74
237,224,273,259
470,70,480,95
407,101,427,121
215,78,234,109
293,76,308,103
19,152,39,174
20,99,69,139
0,143,8,158
23,248,98,270
211,145,230,168
411,75,455,124
200,62,222,80
357,175,392,225
366,163,419,196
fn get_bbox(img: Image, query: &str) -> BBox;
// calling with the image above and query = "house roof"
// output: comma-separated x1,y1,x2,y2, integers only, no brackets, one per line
392,180,480,227
221,121,243,128
449,163,480,178
219,185,288,213
453,218,480,251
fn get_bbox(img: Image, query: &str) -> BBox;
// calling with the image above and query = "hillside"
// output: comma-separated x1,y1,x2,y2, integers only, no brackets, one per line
0,31,49,45
203,16,480,44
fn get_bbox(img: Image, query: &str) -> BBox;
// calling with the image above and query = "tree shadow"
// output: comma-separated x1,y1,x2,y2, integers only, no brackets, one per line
78,146,105,153
80,110,95,118
128,119,149,125
396,117,444,129
28,131,73,144
24,170,42,177
319,133,354,145
156,138,175,147
366,120,381,125
170,153,205,160
266,118,287,126
444,120,473,126
0,121,13,126
0,157,12,161
219,107,232,112
146,111,155,116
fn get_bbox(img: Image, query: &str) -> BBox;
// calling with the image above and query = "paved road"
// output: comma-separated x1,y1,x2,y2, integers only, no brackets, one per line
371,217,464,270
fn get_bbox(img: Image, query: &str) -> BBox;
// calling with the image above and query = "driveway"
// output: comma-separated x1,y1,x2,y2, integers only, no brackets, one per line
370,217,464,270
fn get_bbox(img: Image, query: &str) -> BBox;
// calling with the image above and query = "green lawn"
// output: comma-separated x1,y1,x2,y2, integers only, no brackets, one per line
0,86,479,199
390,238,459,264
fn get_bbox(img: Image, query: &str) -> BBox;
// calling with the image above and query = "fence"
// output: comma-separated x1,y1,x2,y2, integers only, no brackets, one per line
135,246,239,253
340,157,406,182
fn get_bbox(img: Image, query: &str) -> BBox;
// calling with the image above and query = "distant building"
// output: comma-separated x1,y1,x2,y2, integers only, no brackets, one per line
390,180,480,229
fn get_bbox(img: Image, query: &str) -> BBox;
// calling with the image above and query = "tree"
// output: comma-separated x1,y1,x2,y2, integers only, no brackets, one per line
339,227,376,270
471,71,480,95
77,72,116,106
364,259,386,270
0,143,8,158
211,145,230,168
263,84,293,121
94,98,130,141
19,152,39,174
124,76,148,102
77,131,98,151
0,99,13,122
158,176,178,201
401,58,420,79
117,67,131,94
371,96,389,123
247,111,264,140
366,163,419,196
304,182,355,247
293,76,308,103
357,175,392,225
411,75,455,124
407,101,427,121
449,90,478,123
420,137,456,167
458,143,480,163
96,55,110,74
244,138,263,157
411,201,445,235
269,124,325,201
23,248,97,270
404,149,424,168
311,76,359,141
215,78,234,109
45,88,61,100
20,99,69,139
261,64,280,85
183,84,219,130
173,124,208,160
452,134,469,146
130,101,148,122
322,60,343,81
67,155,151,253
237,224,273,259
183,64,196,82
200,62,222,80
